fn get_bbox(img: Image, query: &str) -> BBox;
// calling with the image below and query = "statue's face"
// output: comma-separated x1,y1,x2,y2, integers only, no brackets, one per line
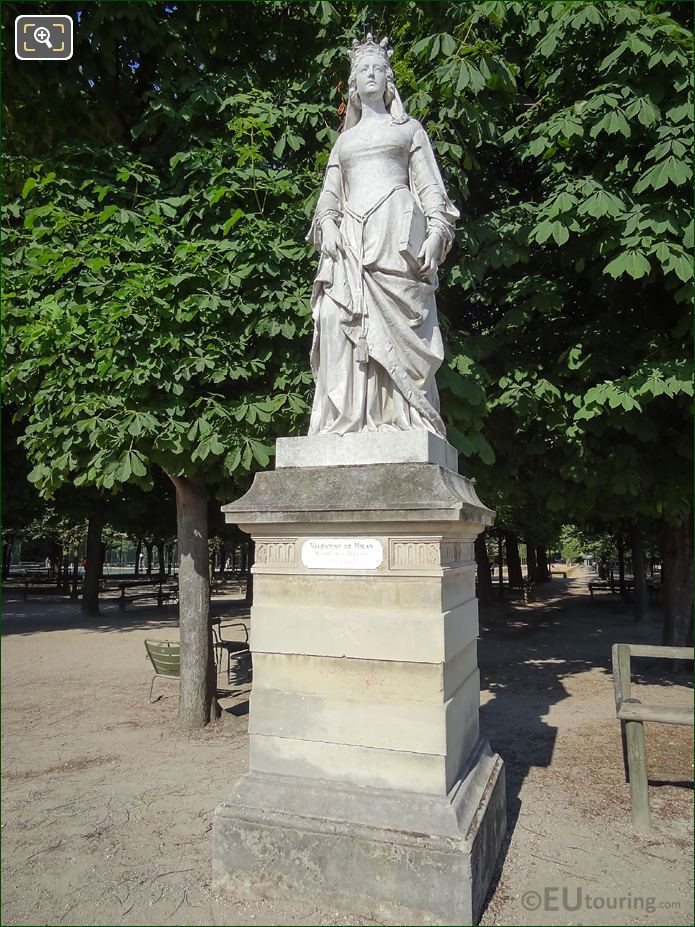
354,53,388,102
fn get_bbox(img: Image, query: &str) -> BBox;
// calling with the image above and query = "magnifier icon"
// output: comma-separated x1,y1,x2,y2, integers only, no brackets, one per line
33,25,53,49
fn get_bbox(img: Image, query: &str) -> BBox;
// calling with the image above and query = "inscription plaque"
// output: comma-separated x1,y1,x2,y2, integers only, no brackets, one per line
301,538,383,570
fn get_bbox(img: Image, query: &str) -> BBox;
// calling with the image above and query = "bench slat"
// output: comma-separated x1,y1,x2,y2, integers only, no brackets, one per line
626,644,694,661
618,701,693,726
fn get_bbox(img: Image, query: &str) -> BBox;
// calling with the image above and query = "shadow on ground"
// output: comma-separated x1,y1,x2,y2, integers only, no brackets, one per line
477,574,693,920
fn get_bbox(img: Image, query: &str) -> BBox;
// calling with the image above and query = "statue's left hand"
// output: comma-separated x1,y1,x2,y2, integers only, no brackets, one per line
417,234,440,279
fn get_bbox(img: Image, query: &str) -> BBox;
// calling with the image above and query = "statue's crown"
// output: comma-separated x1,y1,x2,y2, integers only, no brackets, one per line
348,33,393,66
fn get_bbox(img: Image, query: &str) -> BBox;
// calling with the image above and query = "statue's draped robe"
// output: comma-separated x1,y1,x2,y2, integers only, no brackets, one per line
308,117,459,436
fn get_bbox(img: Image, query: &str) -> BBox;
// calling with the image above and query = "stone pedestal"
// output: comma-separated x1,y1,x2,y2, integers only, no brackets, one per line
213,454,506,925
276,430,459,471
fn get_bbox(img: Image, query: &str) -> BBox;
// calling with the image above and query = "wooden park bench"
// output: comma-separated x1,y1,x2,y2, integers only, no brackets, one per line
611,643,694,831
20,578,64,599
589,580,619,598
118,580,179,611
474,578,535,603
20,575,140,600
211,577,247,596
590,580,661,605
590,579,638,598
501,578,536,603
19,577,105,599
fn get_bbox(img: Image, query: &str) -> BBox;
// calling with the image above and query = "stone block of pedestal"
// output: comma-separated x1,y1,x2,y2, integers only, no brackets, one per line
213,460,506,925
276,430,459,471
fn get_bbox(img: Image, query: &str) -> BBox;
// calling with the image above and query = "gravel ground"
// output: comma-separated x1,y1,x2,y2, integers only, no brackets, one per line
1,573,692,926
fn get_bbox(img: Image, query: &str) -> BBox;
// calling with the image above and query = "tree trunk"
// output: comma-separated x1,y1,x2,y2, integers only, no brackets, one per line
145,541,154,577
505,532,523,588
168,473,218,729
630,525,648,623
661,514,694,647
536,546,550,582
526,539,537,582
244,539,256,606
167,544,174,577
617,534,627,598
135,537,142,576
475,532,493,603
2,541,12,580
71,555,80,599
81,509,104,617
157,540,166,580
219,543,226,576
497,531,504,598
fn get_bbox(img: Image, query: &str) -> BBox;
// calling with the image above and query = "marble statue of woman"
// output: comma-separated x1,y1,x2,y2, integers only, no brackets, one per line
307,34,459,438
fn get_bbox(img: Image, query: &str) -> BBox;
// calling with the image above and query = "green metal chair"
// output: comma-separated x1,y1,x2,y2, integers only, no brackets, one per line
211,619,252,686
144,639,180,703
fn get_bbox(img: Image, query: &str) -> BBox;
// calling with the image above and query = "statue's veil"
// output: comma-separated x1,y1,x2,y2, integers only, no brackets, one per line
343,85,409,131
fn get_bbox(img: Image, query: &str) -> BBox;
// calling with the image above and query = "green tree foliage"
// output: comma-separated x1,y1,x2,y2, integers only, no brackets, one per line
3,16,331,493
401,2,692,527
2,0,365,726
3,1,693,720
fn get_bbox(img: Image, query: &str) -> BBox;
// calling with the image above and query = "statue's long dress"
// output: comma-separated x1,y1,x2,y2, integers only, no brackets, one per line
307,117,459,436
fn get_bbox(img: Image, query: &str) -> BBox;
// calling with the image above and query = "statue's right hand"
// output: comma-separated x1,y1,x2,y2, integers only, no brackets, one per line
321,221,343,260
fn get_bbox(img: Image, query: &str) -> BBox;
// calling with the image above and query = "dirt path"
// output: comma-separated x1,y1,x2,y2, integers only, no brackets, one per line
1,575,692,926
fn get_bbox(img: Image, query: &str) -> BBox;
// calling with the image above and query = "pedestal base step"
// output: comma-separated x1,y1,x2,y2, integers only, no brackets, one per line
212,745,506,925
